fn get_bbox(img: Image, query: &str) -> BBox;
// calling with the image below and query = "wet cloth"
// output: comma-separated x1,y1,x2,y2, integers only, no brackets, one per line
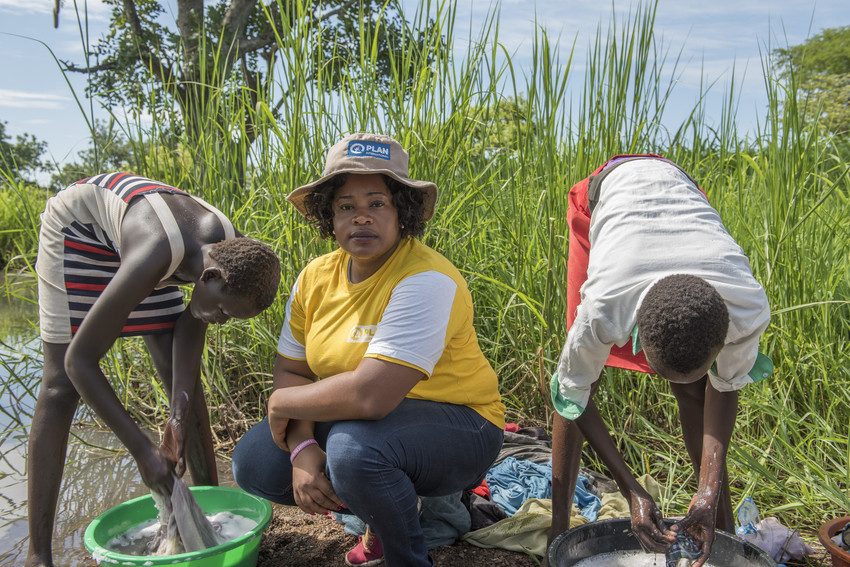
462,498,601,557
150,476,219,555
36,172,235,343
554,156,772,419
495,429,619,495
833,522,850,550
470,479,490,499
736,497,815,563
463,498,556,557
740,517,815,563
486,458,551,515
495,429,552,465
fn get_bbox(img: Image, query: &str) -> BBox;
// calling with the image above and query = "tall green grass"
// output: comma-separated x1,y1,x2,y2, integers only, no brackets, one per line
1,0,848,537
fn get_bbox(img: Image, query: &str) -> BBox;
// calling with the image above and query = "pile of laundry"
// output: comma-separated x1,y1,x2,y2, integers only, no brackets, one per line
735,497,815,565
333,424,658,557
461,424,661,557
333,425,818,562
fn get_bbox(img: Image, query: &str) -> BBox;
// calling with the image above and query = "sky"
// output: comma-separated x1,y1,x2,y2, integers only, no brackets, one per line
0,0,848,177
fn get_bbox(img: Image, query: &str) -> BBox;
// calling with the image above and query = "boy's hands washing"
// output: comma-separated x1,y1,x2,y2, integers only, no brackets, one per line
160,391,190,478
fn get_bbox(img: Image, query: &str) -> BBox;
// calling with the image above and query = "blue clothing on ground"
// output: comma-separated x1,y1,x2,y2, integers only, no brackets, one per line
485,456,601,520
232,398,502,567
486,457,551,515
574,475,601,522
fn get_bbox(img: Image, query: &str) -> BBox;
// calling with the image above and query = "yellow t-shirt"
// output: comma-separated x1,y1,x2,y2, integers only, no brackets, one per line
277,237,505,427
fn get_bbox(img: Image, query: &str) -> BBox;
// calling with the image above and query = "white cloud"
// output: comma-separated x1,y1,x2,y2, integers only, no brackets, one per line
0,0,110,20
0,0,52,15
110,107,155,127
0,89,69,109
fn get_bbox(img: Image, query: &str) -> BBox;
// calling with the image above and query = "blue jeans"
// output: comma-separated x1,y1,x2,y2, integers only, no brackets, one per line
232,398,503,566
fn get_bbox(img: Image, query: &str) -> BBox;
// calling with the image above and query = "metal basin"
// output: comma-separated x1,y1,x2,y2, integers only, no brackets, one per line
548,518,775,566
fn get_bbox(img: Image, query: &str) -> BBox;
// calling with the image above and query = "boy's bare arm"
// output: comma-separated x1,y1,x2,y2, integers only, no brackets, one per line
575,396,675,551
158,309,208,475
674,386,738,567
64,238,174,494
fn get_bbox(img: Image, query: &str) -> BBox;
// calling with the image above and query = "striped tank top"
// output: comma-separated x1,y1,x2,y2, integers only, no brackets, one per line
37,172,234,339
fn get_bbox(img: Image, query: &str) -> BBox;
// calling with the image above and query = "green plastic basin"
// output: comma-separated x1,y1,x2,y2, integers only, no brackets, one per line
84,485,272,567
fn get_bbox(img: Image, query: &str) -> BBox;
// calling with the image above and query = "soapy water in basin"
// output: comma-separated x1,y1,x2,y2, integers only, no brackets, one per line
106,511,258,555
573,551,718,567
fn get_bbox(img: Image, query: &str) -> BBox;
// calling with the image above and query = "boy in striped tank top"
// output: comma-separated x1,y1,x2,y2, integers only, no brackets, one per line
28,173,281,567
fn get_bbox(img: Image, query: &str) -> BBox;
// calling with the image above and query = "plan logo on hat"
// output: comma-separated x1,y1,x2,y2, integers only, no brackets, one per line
348,140,391,160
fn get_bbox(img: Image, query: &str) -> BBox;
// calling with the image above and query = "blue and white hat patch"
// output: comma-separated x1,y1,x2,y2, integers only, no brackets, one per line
347,140,391,160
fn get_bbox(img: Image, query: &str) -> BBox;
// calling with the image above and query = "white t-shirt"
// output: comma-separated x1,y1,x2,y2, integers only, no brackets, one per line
554,158,771,418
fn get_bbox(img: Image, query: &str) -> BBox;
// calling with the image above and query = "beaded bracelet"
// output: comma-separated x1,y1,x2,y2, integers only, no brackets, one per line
289,438,319,463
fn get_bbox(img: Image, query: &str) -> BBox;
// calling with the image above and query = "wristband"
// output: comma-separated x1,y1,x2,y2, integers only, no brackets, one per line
289,438,318,463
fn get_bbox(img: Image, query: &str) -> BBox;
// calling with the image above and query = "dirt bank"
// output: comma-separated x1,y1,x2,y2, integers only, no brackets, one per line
258,504,539,567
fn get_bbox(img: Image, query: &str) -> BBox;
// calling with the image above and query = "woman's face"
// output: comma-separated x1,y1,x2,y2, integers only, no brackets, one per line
332,173,401,264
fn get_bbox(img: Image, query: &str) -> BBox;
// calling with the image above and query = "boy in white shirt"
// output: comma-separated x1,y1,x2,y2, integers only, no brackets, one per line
551,156,771,567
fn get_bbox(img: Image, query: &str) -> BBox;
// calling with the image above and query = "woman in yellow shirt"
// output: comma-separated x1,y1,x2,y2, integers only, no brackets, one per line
232,134,505,566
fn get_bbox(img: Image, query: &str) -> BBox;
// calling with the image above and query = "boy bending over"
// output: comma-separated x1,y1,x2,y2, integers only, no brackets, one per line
552,156,771,566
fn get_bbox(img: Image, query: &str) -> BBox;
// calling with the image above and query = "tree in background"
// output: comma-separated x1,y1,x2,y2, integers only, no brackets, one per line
0,121,46,185
48,119,198,191
775,26,850,135
465,97,538,158
0,122,49,267
48,120,136,191
54,0,438,186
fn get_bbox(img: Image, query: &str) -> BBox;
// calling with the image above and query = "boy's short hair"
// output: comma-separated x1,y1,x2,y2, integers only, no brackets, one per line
208,238,281,311
637,274,729,374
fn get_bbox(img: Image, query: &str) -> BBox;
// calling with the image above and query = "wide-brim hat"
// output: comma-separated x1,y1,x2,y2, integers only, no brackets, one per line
287,133,438,221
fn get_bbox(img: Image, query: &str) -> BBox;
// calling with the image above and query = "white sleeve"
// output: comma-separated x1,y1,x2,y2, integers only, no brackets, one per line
277,276,307,360
365,271,457,375
709,306,770,391
553,301,616,418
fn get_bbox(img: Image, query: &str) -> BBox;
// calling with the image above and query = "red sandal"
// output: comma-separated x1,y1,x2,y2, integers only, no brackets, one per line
344,527,384,567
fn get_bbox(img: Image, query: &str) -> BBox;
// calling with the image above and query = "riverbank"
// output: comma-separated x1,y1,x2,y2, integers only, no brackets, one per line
258,505,537,567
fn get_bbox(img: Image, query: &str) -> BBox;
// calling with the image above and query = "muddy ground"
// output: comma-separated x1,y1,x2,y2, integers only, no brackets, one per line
255,504,837,567
257,504,540,567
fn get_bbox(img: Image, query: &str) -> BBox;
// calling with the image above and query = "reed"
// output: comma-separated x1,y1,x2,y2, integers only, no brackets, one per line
1,0,847,537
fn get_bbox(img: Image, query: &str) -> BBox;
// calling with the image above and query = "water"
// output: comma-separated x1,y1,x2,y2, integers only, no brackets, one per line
573,551,717,567
0,276,236,566
107,512,258,555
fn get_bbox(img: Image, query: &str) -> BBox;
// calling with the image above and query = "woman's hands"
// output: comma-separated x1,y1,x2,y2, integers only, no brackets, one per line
290,445,344,515
269,413,290,451
629,488,675,552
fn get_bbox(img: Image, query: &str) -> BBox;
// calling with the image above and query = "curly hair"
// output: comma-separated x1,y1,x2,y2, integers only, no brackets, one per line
637,274,729,374
208,238,281,311
303,173,427,239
